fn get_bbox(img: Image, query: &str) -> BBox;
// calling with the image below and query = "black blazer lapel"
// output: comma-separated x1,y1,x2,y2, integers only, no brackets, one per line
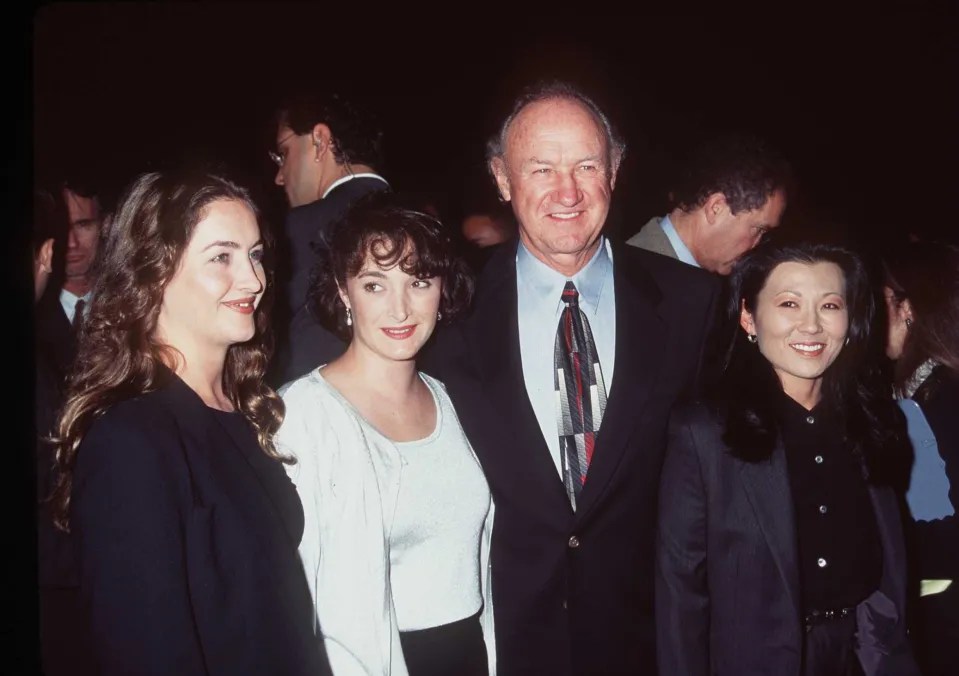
738,442,802,618
469,247,572,517
575,246,667,520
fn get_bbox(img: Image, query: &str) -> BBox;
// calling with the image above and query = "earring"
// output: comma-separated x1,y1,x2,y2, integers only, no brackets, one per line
345,307,353,327
905,318,913,329
747,334,758,344
845,337,850,346
437,311,443,321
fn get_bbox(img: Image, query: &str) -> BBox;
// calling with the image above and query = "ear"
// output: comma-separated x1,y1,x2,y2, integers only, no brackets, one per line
739,299,756,335
703,192,729,226
336,281,351,309
38,237,54,274
311,123,332,151
489,157,512,202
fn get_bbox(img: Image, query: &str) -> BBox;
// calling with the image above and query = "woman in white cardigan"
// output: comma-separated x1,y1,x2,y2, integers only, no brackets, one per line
276,194,494,676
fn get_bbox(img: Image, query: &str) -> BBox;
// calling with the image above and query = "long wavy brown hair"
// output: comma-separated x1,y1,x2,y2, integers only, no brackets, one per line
50,169,287,532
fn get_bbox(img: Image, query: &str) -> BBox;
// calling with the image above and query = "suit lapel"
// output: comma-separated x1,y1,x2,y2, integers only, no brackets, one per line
470,248,572,516
574,246,667,520
738,442,801,618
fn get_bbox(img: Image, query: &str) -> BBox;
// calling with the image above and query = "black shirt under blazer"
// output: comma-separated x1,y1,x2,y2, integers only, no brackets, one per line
71,373,329,675
656,401,919,676
424,242,719,676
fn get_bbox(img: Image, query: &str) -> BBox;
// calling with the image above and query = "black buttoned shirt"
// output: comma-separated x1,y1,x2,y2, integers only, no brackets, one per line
779,394,882,613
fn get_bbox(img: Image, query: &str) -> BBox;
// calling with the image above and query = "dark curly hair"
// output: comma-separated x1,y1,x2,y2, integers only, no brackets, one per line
672,133,793,215
718,235,911,488
309,192,474,341
50,169,287,531
883,241,959,389
274,91,384,170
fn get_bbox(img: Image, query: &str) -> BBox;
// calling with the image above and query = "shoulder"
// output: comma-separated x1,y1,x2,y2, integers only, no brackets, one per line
669,399,724,434
618,244,717,296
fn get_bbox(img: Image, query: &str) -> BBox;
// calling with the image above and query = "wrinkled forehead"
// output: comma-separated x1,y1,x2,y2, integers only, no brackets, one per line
505,97,608,154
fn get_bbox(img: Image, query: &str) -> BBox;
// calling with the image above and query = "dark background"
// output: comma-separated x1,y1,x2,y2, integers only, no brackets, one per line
15,4,958,672
33,4,958,246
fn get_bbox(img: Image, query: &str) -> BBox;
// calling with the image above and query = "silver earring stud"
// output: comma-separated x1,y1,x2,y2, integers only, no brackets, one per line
747,334,758,344
345,307,352,327
905,318,913,329
437,311,442,321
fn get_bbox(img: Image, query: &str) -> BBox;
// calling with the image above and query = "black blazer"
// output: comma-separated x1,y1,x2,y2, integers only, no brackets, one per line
656,402,919,676
34,286,77,381
271,176,389,386
70,373,329,675
424,242,719,675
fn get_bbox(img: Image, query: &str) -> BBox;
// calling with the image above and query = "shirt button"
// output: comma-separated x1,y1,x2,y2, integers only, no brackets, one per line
562,599,568,609
806,415,815,424
819,504,828,514
568,535,580,549
814,455,824,464
817,557,828,568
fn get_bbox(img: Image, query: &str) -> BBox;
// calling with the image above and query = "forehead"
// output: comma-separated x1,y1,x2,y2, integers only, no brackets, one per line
763,260,845,293
188,199,260,246
63,188,100,223
275,124,296,144
504,97,607,158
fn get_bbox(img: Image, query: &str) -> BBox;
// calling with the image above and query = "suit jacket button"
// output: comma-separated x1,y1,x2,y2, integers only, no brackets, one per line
568,535,580,549
562,599,568,609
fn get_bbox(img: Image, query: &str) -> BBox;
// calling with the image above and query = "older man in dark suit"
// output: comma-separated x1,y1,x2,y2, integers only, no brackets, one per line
424,81,719,675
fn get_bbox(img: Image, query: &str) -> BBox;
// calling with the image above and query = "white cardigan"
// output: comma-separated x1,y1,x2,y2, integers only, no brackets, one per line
277,370,496,675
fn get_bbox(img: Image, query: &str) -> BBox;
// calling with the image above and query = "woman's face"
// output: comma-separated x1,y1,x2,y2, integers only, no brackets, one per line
883,286,911,360
340,244,442,365
156,199,266,358
740,260,849,403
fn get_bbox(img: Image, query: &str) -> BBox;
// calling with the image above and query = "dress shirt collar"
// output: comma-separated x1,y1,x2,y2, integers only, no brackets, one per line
59,288,92,322
661,215,701,268
516,237,613,315
321,172,389,199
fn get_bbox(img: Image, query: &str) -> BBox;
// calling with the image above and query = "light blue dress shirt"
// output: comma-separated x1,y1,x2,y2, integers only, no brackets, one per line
899,398,955,521
660,215,701,268
517,238,616,477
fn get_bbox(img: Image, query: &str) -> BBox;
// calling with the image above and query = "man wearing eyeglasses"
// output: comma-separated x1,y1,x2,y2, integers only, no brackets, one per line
268,91,389,386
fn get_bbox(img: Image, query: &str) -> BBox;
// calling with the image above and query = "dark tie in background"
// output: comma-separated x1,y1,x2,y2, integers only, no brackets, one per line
554,281,608,510
72,299,86,333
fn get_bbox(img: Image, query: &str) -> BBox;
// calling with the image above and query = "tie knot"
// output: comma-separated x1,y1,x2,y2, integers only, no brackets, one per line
561,281,579,307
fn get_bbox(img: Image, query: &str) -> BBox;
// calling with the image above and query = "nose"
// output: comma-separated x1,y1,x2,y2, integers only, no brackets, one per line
238,256,265,296
552,171,584,207
387,288,411,322
798,306,823,334
274,165,285,187
67,226,80,249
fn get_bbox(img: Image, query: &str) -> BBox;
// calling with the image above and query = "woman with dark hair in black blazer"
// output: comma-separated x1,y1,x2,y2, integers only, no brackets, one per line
656,237,919,676
49,169,329,675
883,241,959,676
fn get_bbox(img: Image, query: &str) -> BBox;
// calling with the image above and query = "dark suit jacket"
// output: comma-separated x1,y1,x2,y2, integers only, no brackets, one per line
271,176,389,387
424,242,719,675
71,373,329,676
656,402,919,676
34,286,77,381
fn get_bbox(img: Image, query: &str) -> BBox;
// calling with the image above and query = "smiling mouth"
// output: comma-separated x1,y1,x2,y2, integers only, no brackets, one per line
549,211,584,221
790,343,826,356
223,298,256,315
381,325,417,340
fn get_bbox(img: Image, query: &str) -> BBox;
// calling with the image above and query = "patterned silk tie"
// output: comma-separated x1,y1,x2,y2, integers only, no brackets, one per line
554,281,608,510
72,298,86,333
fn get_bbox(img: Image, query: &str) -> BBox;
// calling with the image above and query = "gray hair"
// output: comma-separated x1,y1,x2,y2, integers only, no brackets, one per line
486,80,627,171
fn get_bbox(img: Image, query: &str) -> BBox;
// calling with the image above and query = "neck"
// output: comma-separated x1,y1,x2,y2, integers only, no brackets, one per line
332,342,420,396
522,235,601,278
62,277,92,297
319,162,376,198
667,207,703,264
782,379,823,411
163,340,232,411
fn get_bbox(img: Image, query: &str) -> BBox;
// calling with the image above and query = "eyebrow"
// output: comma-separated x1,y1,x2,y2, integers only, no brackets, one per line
201,239,264,252
775,289,845,297
72,218,99,227
357,270,387,279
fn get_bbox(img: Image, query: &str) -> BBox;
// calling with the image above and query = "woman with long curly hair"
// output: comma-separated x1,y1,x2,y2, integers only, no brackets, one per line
656,237,918,676
50,169,328,675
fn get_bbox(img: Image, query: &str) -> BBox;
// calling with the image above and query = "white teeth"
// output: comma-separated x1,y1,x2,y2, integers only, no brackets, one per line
792,344,824,352
552,212,580,219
